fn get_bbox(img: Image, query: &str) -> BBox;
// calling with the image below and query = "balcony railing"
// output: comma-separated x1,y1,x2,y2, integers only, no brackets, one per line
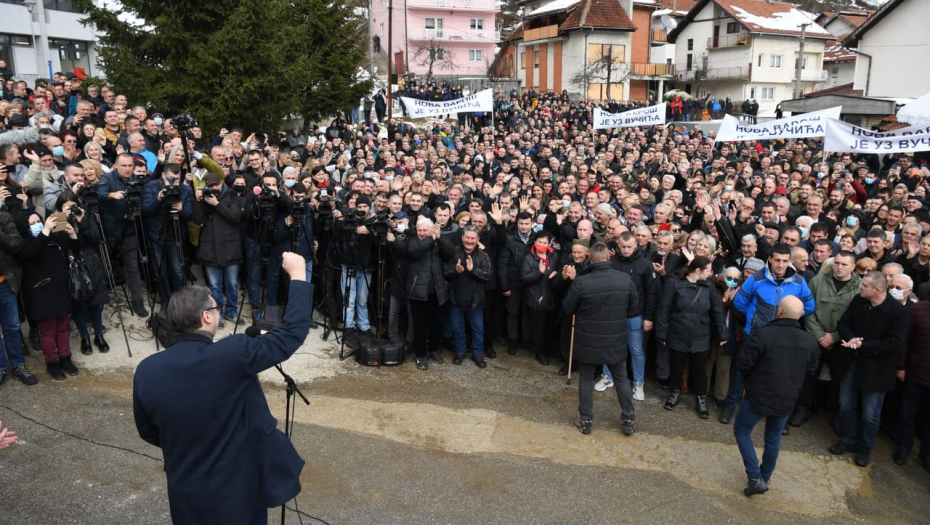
524,24,559,43
801,69,828,82
409,29,500,42
630,62,675,77
651,28,667,45
407,0,496,10
707,33,751,49
677,65,751,81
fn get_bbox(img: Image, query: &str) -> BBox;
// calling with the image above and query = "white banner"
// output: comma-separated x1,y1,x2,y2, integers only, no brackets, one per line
400,89,494,118
593,103,666,129
716,106,842,142
825,118,930,153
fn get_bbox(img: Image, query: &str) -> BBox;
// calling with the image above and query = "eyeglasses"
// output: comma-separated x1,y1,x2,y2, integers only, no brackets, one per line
203,306,220,313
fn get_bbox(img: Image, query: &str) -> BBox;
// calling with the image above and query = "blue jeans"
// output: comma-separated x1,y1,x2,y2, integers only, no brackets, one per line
340,266,371,330
204,265,240,319
602,315,644,383
0,281,24,369
247,238,281,309
450,304,484,357
733,399,787,482
151,239,185,308
72,304,104,339
724,368,746,408
838,362,886,450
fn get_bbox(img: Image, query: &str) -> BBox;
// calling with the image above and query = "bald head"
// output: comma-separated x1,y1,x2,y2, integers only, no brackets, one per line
778,296,804,321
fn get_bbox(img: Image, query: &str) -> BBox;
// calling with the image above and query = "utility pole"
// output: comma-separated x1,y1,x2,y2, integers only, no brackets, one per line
794,23,810,99
387,0,393,118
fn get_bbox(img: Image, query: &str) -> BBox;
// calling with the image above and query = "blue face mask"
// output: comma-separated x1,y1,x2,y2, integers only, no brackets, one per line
846,216,858,227
39,124,50,130
154,117,164,127
52,146,64,157
284,179,296,189
724,185,733,191
864,177,876,185
29,223,43,237
724,278,739,288
799,226,809,238
385,175,394,182
817,172,826,179
532,223,543,233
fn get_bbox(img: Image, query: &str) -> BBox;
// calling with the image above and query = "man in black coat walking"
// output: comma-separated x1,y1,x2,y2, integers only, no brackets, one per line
563,242,639,436
733,296,819,497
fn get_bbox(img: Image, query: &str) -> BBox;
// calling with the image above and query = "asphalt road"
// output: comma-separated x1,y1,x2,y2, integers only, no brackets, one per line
1,345,929,525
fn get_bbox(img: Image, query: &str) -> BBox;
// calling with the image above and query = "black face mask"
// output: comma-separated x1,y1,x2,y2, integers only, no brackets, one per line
233,185,246,193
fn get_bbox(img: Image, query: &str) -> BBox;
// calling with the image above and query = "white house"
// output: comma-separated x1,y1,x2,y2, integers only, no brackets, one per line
667,0,832,116
0,1,100,83
844,0,930,100
814,10,873,91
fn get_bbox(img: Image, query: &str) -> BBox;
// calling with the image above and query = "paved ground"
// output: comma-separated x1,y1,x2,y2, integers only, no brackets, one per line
1,316,929,524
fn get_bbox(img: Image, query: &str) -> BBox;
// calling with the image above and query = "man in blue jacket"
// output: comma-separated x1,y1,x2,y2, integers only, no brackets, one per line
133,252,311,525
719,243,816,424
142,163,194,309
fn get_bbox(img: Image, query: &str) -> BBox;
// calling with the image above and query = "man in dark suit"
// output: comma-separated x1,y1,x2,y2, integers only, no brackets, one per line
563,242,639,437
133,252,312,525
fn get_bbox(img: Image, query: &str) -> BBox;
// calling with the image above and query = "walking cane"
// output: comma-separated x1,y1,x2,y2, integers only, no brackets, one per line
566,315,576,385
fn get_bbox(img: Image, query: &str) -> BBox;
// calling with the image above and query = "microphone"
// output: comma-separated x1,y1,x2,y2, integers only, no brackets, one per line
244,325,266,338
253,186,262,196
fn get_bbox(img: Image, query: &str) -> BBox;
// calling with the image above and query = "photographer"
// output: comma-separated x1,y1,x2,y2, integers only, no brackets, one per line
332,195,377,340
97,153,148,316
44,163,85,217
192,173,242,326
142,163,194,308
244,173,289,322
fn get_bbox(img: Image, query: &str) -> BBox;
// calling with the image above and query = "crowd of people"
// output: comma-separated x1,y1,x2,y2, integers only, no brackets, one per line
0,74,928,487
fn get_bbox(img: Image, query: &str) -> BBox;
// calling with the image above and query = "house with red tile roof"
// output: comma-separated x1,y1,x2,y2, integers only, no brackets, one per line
666,0,833,117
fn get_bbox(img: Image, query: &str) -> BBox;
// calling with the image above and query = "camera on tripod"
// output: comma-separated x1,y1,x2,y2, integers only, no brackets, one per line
257,185,278,217
289,196,312,221
125,178,144,216
163,181,182,208
171,112,198,132
76,183,99,211
316,190,334,231
367,211,391,244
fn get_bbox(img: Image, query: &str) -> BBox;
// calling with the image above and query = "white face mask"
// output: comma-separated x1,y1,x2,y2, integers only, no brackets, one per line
889,288,905,301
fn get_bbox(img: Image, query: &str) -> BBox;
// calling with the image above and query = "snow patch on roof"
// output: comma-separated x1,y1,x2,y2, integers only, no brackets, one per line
729,5,833,37
528,0,582,16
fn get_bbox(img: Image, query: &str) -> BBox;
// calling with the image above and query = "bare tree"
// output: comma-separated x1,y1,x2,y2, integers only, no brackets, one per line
412,40,455,82
570,44,632,101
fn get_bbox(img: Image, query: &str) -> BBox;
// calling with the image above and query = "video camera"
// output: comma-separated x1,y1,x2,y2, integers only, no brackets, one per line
163,178,182,208
125,177,145,216
316,189,334,231
76,183,99,211
342,207,368,231
171,112,198,132
257,184,278,218
367,210,391,244
289,196,312,221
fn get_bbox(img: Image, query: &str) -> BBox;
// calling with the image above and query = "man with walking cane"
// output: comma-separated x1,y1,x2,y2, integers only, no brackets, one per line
563,242,639,436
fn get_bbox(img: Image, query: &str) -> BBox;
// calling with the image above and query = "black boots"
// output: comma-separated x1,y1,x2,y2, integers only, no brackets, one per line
47,361,66,381
59,355,79,376
664,390,681,411
507,340,518,355
94,335,110,353
81,336,93,355
696,395,709,419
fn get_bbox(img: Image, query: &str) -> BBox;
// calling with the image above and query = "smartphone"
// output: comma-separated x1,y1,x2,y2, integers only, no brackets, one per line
49,212,69,232
652,252,663,264
3,186,23,207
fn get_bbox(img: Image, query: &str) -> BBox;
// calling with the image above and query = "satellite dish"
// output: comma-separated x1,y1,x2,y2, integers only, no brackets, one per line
661,14,678,30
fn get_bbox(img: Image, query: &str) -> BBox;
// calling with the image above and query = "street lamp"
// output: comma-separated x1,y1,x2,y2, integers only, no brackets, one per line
23,0,52,81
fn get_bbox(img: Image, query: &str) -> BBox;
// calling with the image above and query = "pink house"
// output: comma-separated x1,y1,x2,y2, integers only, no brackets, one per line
370,0,500,77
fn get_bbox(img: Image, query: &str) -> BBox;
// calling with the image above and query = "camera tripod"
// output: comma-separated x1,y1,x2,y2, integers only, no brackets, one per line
85,205,134,357
123,199,168,350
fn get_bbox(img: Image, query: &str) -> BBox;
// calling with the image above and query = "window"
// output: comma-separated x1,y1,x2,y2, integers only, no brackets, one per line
425,18,437,29
42,0,79,13
770,55,782,68
380,22,385,36
587,44,625,63
432,48,445,60
686,53,692,70
469,49,483,61
749,87,756,99
761,87,775,100
470,18,484,30
0,34,24,75
726,22,739,34
757,54,763,67
832,66,839,75
588,83,624,102
687,39,693,51
795,56,808,69
48,39,91,73
520,51,526,69
533,48,539,68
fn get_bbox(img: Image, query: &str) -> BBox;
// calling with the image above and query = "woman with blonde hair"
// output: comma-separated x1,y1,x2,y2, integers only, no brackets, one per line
79,159,105,185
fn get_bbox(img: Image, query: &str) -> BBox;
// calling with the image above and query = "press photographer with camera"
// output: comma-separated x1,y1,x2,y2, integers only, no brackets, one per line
142,163,193,309
332,194,378,341
192,172,242,326
244,173,289,322
97,152,148,317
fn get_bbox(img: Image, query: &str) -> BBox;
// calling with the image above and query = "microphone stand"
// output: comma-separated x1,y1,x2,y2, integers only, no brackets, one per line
273,362,309,525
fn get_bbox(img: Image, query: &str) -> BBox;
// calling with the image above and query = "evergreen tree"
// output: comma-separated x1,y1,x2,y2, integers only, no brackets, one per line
78,0,372,133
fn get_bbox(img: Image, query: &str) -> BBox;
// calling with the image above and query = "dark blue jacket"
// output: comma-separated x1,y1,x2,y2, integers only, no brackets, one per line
133,280,313,525
275,205,315,259
141,179,194,244
96,169,138,241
